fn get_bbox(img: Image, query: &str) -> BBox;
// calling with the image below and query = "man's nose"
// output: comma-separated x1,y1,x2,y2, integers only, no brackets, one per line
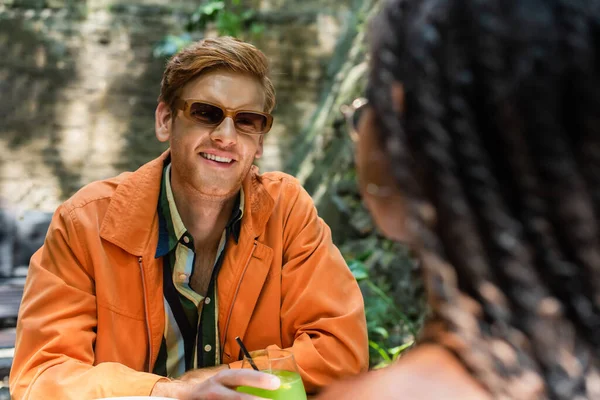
210,117,237,147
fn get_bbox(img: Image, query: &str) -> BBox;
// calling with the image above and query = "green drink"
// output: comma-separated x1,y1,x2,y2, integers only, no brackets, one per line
237,369,307,400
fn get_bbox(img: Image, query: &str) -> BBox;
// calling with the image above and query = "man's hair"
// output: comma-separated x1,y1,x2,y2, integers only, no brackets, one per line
158,36,276,113
369,0,600,398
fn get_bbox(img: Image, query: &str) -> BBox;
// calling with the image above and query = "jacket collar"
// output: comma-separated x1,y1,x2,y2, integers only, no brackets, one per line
100,150,275,256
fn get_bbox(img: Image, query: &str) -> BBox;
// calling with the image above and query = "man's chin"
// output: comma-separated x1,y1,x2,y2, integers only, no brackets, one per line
172,162,248,198
189,179,242,200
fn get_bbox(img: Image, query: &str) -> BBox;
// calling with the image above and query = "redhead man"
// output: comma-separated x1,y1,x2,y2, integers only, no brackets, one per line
10,37,368,399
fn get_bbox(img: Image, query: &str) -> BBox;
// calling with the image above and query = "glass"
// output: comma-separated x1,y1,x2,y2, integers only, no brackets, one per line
236,349,307,400
339,97,369,142
174,98,274,135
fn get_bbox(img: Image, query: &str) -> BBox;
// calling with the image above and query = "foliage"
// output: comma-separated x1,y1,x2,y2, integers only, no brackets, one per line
348,253,418,369
153,33,194,59
153,0,264,59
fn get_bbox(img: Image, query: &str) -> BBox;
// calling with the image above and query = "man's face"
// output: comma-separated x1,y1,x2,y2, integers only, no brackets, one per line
155,70,266,199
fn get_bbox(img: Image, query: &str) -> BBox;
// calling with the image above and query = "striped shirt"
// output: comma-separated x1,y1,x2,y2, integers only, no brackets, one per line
153,162,243,378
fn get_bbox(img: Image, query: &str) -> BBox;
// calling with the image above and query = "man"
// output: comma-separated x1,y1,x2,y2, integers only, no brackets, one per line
9,37,368,399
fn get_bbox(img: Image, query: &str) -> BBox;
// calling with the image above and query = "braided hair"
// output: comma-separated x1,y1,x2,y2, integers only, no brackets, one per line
367,0,600,398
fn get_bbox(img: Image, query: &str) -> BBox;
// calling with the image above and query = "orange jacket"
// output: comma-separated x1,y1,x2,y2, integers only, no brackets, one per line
10,151,368,399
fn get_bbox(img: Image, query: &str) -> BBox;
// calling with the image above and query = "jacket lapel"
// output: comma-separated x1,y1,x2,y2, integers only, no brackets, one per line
220,241,273,363
100,150,170,256
218,166,276,363
242,165,275,238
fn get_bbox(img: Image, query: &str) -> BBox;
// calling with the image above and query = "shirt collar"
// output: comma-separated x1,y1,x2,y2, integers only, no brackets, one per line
156,161,244,258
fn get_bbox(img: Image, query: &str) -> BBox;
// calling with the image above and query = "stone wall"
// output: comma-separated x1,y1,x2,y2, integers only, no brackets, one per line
0,0,353,211
0,0,424,315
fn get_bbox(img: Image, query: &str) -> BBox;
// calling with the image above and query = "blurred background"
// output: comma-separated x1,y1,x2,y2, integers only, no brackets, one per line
0,0,424,395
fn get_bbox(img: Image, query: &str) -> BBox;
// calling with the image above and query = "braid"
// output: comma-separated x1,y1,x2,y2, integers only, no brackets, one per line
369,0,600,398
471,1,600,396
512,0,600,352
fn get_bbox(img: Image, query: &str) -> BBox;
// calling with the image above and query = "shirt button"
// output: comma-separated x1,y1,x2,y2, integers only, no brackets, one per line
204,297,211,305
204,344,212,352
183,236,190,244
179,273,187,281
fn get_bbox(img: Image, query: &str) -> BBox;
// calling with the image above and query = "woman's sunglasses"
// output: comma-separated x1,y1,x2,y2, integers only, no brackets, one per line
174,98,274,135
339,97,369,142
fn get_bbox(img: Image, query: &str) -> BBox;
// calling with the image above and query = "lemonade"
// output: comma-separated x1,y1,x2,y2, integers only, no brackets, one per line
236,369,307,400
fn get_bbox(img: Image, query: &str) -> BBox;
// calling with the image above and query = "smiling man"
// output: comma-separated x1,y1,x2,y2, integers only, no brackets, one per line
10,37,368,400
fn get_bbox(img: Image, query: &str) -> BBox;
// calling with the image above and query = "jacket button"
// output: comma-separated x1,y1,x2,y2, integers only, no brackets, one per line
183,236,190,244
204,297,211,305
204,344,212,352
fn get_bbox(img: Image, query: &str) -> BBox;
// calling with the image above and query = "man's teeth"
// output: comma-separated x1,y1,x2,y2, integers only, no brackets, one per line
201,153,233,163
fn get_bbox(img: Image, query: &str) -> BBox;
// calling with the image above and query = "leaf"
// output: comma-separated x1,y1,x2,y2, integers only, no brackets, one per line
201,1,225,15
388,340,414,360
356,249,374,262
365,280,418,338
368,340,391,363
372,360,392,370
216,11,242,37
241,9,255,20
152,34,193,58
372,326,389,339
250,23,265,35
348,260,369,281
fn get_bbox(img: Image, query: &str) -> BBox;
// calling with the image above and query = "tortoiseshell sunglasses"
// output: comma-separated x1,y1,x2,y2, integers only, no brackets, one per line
174,98,274,135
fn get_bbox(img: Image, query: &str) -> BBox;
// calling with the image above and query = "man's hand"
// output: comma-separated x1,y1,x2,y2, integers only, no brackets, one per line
150,368,280,399
178,364,230,385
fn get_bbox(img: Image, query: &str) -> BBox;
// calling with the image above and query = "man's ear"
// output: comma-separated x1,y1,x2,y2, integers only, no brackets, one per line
254,135,264,159
155,102,173,142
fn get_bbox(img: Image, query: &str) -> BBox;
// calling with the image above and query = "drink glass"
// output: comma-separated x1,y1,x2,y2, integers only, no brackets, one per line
236,349,307,399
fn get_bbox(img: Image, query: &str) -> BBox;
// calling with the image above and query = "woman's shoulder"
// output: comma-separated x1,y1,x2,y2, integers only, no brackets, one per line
317,344,491,400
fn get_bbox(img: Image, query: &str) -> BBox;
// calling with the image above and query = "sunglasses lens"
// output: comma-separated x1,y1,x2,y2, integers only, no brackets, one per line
189,102,224,125
235,112,268,134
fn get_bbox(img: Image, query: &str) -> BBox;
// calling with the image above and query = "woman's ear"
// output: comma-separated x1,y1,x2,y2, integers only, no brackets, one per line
155,102,173,142
391,83,405,114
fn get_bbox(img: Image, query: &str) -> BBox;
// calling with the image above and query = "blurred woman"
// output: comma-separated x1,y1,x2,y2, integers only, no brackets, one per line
323,0,600,398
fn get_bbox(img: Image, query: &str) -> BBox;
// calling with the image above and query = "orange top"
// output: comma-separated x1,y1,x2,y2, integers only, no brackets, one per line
9,150,368,399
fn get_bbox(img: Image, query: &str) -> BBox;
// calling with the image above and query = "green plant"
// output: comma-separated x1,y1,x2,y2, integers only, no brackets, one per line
154,0,265,59
349,255,417,369
368,340,414,369
154,33,194,59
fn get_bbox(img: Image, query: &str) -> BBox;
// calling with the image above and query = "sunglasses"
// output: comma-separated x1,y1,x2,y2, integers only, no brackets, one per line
174,98,274,135
339,97,369,142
